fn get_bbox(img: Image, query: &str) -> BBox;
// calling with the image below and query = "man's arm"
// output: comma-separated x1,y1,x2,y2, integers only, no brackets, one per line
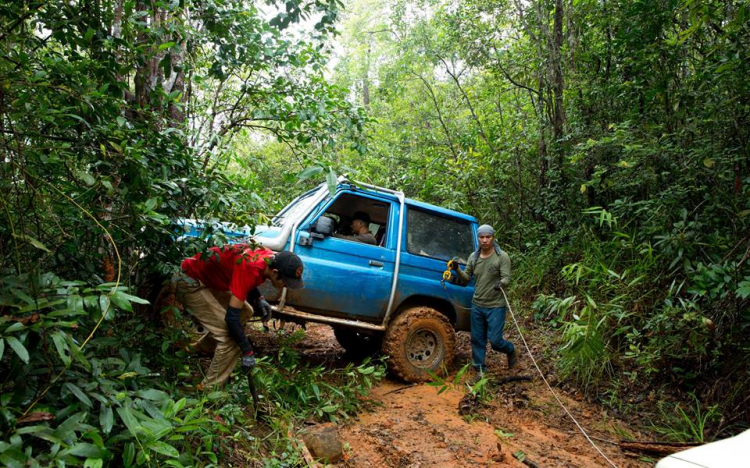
225,294,254,355
334,233,376,245
455,256,474,286
494,252,511,290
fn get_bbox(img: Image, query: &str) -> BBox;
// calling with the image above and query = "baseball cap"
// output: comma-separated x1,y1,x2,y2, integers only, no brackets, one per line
272,251,304,289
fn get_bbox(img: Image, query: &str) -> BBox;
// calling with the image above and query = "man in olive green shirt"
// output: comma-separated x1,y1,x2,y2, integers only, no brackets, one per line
452,224,517,374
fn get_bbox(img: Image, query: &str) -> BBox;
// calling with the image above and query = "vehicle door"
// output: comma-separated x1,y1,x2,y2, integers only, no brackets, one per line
397,206,476,327
285,191,396,323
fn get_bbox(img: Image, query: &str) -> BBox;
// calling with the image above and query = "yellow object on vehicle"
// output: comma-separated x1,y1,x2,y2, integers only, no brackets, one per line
442,258,457,281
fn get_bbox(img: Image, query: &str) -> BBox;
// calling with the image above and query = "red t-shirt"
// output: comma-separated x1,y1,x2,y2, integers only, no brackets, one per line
180,246,273,302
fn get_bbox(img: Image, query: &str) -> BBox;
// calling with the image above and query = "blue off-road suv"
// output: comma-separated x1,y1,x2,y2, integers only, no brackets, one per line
185,178,478,382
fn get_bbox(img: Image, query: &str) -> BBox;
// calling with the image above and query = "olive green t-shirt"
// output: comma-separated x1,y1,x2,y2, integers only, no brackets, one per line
457,249,511,308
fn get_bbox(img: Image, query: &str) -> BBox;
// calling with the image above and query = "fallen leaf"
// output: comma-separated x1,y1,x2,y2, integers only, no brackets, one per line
17,412,55,424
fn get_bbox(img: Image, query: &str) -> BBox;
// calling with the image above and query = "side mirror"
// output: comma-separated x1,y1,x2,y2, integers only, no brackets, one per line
312,216,334,237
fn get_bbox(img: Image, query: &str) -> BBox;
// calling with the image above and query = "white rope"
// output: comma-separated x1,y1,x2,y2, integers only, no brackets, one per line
441,277,619,466
499,288,619,468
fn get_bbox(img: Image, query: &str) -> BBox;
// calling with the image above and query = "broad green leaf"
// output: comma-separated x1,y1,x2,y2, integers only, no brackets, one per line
18,427,63,445
12,288,34,305
0,450,26,468
116,292,150,305
12,234,51,253
123,442,135,468
85,459,104,468
99,406,113,435
0,338,4,360
78,172,96,186
51,331,71,366
62,442,101,458
158,42,176,50
117,406,140,437
173,398,186,414
4,322,24,333
64,382,93,407
136,389,169,402
99,295,112,319
146,441,180,458
110,291,133,312
297,165,323,182
165,460,187,468
326,169,337,196
6,336,29,364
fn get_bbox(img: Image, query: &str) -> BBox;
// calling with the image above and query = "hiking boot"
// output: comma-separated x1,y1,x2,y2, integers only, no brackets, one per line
507,348,519,369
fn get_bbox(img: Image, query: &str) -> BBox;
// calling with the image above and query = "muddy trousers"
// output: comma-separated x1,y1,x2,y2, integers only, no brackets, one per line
174,274,254,388
470,305,515,372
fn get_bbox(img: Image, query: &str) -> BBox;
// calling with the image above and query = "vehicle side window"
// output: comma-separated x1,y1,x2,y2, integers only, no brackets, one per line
316,193,390,247
406,209,474,262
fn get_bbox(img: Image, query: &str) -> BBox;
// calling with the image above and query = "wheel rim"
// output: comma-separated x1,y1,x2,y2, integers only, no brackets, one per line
406,328,443,369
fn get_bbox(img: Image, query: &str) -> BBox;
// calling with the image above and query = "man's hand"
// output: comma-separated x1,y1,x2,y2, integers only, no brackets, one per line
257,298,272,322
450,257,461,270
241,352,257,369
493,280,504,291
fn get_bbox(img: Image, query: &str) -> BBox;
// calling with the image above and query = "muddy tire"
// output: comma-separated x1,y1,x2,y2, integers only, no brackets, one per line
333,327,383,356
382,306,456,382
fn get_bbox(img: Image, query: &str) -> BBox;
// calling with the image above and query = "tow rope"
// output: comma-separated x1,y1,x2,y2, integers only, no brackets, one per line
439,260,618,467
498,287,618,468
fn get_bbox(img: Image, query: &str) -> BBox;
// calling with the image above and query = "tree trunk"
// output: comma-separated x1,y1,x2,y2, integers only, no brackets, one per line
551,0,565,146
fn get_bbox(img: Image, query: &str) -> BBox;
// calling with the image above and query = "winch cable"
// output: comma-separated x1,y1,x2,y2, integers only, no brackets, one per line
439,278,618,468
498,287,619,468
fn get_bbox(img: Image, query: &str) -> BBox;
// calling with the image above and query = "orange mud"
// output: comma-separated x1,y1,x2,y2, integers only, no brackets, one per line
251,323,653,467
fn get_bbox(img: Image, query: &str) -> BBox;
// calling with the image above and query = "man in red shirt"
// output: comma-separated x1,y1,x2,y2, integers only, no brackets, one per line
175,245,304,388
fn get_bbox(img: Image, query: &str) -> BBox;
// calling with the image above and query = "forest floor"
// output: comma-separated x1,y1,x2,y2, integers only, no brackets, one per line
251,321,657,467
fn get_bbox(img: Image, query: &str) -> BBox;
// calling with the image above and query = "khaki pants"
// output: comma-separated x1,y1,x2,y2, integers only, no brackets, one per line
174,274,254,388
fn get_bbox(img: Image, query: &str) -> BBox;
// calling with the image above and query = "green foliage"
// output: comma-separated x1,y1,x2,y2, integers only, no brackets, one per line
0,272,386,466
0,272,220,466
428,363,491,405
318,0,750,428
427,362,471,395
256,329,387,424
0,0,369,463
652,394,722,443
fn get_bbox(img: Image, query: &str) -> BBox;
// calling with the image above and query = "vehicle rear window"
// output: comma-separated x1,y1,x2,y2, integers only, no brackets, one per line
406,209,474,263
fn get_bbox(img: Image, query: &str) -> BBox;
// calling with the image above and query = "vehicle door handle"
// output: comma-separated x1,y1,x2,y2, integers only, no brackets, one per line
369,260,384,267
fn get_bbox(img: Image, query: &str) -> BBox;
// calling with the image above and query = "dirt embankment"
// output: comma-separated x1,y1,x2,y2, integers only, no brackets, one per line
261,324,653,467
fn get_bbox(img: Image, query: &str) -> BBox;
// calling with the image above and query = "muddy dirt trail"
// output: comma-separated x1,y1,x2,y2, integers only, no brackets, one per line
256,323,653,467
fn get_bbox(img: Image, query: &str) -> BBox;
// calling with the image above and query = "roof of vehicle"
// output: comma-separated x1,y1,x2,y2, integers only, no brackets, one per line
337,182,477,224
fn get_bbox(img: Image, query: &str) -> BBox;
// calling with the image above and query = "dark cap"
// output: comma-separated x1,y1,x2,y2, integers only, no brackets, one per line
272,251,304,289
352,211,371,225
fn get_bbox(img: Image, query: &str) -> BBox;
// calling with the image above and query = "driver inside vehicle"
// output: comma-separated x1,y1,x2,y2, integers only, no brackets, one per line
334,211,377,245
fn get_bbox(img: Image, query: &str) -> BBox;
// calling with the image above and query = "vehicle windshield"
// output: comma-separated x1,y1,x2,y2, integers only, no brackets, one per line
271,186,324,227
